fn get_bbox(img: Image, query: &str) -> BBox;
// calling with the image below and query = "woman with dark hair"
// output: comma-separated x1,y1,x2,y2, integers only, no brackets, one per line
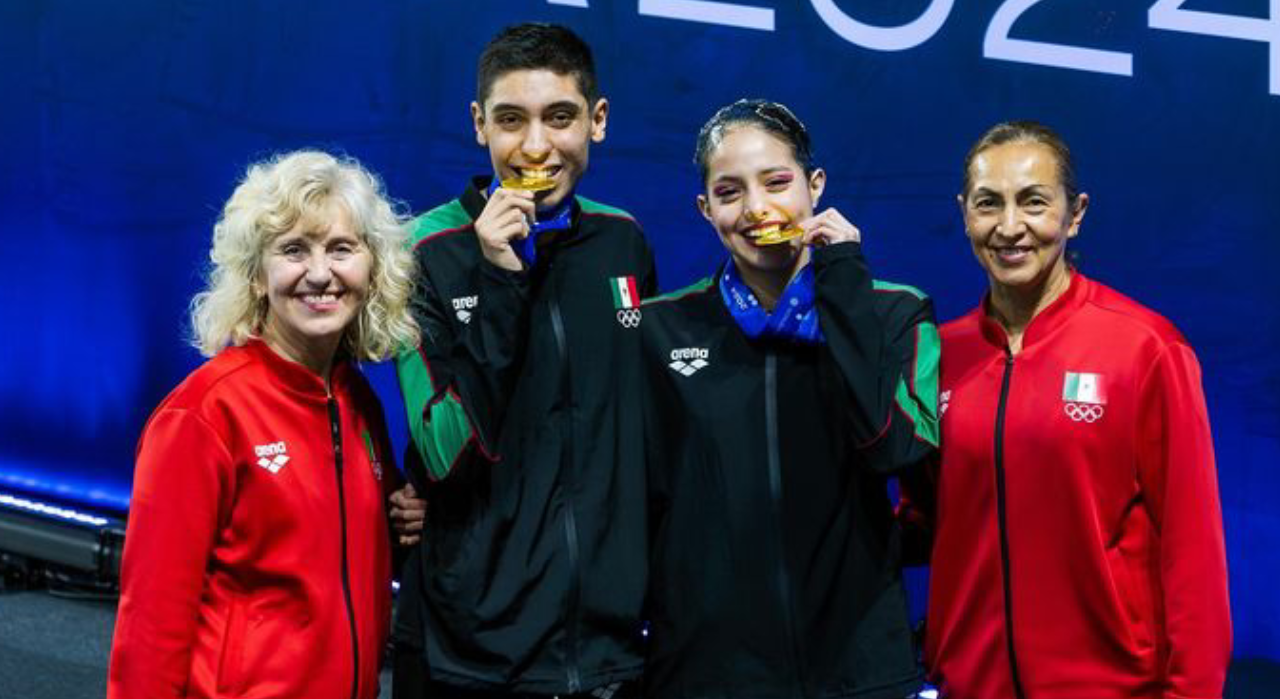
924,121,1231,698
638,99,940,699
108,151,417,699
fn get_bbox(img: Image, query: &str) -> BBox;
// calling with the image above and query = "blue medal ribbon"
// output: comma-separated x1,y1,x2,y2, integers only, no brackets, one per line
487,178,577,267
719,260,825,344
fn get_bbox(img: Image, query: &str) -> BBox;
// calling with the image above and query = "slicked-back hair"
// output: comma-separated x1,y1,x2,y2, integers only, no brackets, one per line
476,23,598,108
962,120,1081,209
694,98,816,184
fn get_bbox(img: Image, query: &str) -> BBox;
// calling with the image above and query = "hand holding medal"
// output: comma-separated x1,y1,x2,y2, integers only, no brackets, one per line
746,208,860,247
799,208,861,247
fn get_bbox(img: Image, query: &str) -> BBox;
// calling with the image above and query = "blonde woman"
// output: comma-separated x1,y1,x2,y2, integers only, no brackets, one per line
108,150,417,699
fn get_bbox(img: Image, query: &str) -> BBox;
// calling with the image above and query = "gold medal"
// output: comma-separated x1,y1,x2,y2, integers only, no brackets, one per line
500,167,556,192
750,223,804,246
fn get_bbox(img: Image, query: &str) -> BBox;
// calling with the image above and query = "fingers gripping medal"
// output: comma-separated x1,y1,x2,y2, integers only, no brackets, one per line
490,168,574,267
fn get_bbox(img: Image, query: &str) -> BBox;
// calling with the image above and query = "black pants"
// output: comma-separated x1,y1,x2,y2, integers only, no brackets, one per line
390,646,639,699
391,642,427,699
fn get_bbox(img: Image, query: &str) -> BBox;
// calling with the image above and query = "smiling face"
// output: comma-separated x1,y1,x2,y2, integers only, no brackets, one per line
698,124,825,277
961,140,1087,299
259,201,372,371
472,68,608,210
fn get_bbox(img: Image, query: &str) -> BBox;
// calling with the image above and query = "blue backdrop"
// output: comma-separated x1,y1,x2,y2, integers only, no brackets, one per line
3,0,1277,661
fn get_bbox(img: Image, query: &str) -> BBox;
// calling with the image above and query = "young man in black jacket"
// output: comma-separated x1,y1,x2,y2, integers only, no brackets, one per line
389,22,657,699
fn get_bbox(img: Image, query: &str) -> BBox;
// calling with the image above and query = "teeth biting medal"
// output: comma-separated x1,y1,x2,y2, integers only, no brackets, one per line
501,166,557,192
750,222,804,246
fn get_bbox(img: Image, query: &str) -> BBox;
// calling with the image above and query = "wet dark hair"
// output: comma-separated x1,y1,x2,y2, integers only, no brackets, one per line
694,99,816,183
476,23,599,108
962,120,1082,210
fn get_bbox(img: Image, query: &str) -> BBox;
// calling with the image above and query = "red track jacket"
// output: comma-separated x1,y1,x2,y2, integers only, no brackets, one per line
925,274,1230,699
109,339,395,699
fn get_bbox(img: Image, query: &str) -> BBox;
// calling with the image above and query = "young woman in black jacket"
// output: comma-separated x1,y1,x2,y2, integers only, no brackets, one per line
639,99,939,699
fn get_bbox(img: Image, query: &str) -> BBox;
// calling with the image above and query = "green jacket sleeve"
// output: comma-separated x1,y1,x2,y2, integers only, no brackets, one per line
812,241,940,473
396,252,531,483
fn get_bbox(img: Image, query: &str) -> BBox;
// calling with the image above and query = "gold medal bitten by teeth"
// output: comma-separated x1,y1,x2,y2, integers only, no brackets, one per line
752,224,804,245
500,167,556,192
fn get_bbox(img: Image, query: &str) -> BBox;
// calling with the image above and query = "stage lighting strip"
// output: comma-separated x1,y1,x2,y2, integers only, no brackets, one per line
0,493,111,528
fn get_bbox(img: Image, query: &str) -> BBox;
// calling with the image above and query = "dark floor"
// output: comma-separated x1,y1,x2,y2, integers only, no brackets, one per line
1,589,1275,698
0,590,393,698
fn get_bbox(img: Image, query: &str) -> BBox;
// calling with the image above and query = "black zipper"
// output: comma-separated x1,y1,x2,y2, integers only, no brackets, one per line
764,352,805,688
993,354,1027,699
549,278,583,694
328,397,361,699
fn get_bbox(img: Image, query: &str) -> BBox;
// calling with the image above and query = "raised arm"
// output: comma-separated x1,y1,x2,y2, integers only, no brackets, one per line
812,237,940,474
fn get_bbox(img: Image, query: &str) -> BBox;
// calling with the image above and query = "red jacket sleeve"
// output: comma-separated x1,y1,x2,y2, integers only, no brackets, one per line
1135,341,1231,699
108,408,232,698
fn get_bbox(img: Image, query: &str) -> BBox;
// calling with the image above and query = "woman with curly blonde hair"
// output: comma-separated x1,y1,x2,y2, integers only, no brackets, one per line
109,150,417,699
190,149,418,363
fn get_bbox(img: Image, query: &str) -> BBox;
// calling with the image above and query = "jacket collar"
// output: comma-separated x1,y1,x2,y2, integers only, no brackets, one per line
460,176,491,220
239,337,352,402
978,272,1091,351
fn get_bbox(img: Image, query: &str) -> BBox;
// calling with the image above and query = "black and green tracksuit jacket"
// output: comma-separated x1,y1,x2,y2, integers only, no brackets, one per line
639,242,939,699
395,177,657,693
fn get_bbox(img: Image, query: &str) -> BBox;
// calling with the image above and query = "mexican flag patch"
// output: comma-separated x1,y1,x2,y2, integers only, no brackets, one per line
610,276,640,310
1062,372,1107,405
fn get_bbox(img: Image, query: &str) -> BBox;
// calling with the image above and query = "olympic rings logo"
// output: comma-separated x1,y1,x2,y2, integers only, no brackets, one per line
616,308,642,328
1063,402,1104,423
